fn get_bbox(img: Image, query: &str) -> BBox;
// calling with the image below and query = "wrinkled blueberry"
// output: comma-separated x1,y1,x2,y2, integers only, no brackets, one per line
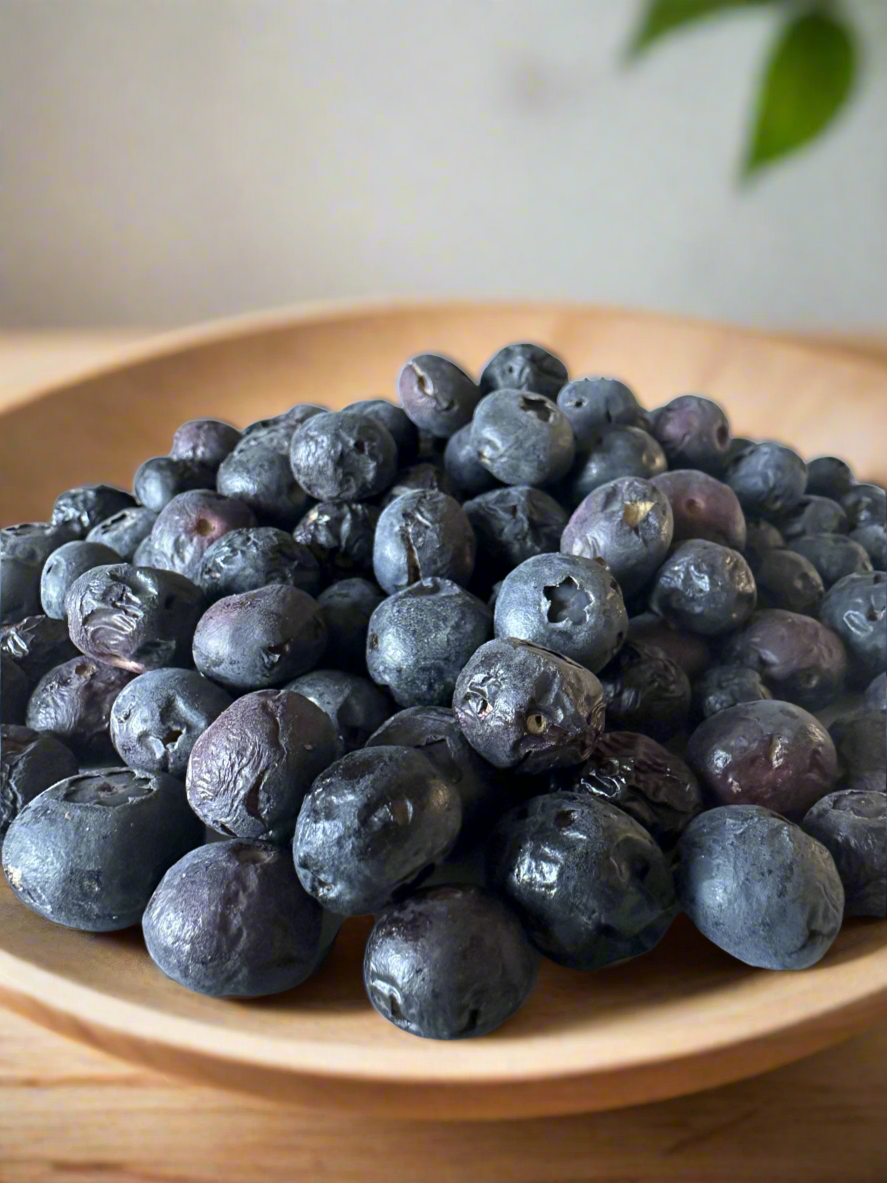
0,521,75,565
776,494,848,540
3,554,51,623
398,355,482,438
721,609,847,710
292,501,379,579
828,709,886,781
86,506,158,561
806,456,855,501
841,483,886,529
373,490,475,595
470,389,576,487
693,664,772,720
650,395,731,474
1,725,79,841
39,540,121,619
724,441,807,517
169,418,242,469
343,398,419,465
751,547,824,614
286,669,392,752
789,533,872,589
463,486,567,591
627,613,712,679
0,614,78,684
479,342,567,400
133,456,216,512
598,639,691,741
819,572,886,686
243,405,326,437
26,657,135,763
567,426,666,507
148,490,256,580
52,485,136,538
380,461,458,508
556,376,648,446
802,791,886,918
851,524,887,571
1,655,31,725
443,425,499,498
197,527,321,601
316,578,385,673
220,429,312,530
290,410,397,502
651,470,746,551
649,540,757,636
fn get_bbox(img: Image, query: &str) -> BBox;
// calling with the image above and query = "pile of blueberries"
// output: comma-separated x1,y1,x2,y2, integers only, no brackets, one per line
1,341,885,1042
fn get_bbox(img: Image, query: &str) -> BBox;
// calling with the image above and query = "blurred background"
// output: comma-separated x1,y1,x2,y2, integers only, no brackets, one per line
1,0,885,334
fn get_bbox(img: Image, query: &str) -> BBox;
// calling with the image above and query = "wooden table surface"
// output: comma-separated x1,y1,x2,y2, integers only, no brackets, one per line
1,328,886,1183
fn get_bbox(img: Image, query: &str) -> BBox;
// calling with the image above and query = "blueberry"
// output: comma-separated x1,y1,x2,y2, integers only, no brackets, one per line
293,502,380,580
26,657,136,763
556,376,648,446
1,725,79,841
86,506,159,561
1,655,31,725
453,637,605,774
51,485,136,538
789,533,872,589
66,563,205,673
552,731,703,847
143,839,325,997
776,495,848,540
373,491,475,595
470,390,576,487
110,668,233,779
724,441,807,517
216,430,312,530
169,418,242,469
561,477,673,597
819,572,886,686
316,578,385,673
192,584,327,692
463,486,567,590
750,547,824,614
147,490,256,580
651,470,746,551
627,613,712,679
0,521,75,565
865,671,886,711
650,395,731,474
677,805,843,969
197,527,321,601
243,404,326,436
290,410,397,502
343,399,419,465
0,614,78,684
850,524,887,571
380,462,459,508
397,354,482,438
293,745,462,914
806,456,855,500
39,540,121,619
828,709,885,781
479,342,567,400
285,670,392,752
693,664,772,720
1,556,47,625
487,792,678,969
2,768,202,931
366,578,492,707
649,540,757,636
721,609,847,709
687,698,838,816
802,791,886,918
597,640,691,741
567,426,666,507
443,425,500,498
744,517,785,564
841,483,886,529
364,884,538,1039
493,553,628,672
133,456,216,512
187,689,341,841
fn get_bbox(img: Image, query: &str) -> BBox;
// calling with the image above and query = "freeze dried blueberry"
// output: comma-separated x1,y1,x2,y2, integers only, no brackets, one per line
487,792,678,969
567,426,666,507
2,768,202,931
443,425,500,498
776,495,848,540
806,457,855,501
25,657,135,763
39,540,121,619
0,614,77,684
649,540,757,636
470,389,576,487
133,456,216,511
366,578,492,707
169,418,242,469
463,486,567,590
316,578,385,673
693,664,772,720
479,342,567,400
687,699,838,816
556,376,648,446
143,840,325,997
1,556,44,625
373,490,475,595
293,745,462,914
493,553,627,672
243,404,326,437
598,640,691,741
828,709,886,781
865,671,887,711
721,609,847,709
1,725,79,841
365,884,538,1039
187,689,341,841
398,354,482,438
293,501,379,579
651,470,746,551
724,441,807,517
453,638,605,774
286,670,392,752
677,805,844,969
0,521,75,565
110,668,233,780
66,563,205,673
627,614,712,679
554,731,703,847
52,485,136,538
851,524,887,571
343,399,419,465
650,395,731,474
219,436,311,531
1,655,30,725
149,490,256,580
842,483,886,529
819,572,886,686
802,791,886,918
561,477,673,597
751,547,824,614
744,517,785,564
380,462,458,508
86,506,158,561
197,527,321,601
192,584,327,692
789,533,872,589
290,410,397,502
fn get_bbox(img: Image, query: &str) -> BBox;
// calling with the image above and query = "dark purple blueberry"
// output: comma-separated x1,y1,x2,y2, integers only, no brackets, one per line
567,426,666,508
443,425,500,498
463,486,567,591
865,672,887,711
851,524,887,571
197,527,321,601
802,791,886,918
217,429,311,529
86,506,158,561
479,342,567,400
556,376,648,446
285,669,392,752
648,540,757,636
169,418,242,469
806,456,855,501
293,501,379,579
316,578,385,673
828,709,885,782
0,521,76,565
290,410,397,503
133,456,216,512
39,540,121,619
470,389,576,487
148,490,257,580
751,547,824,614
841,483,886,529
2,554,50,623
693,664,772,720
51,485,136,538
380,461,459,508
1,655,30,725
776,495,848,540
25,657,136,763
789,533,872,589
398,355,482,438
597,639,691,741
724,441,807,516
372,490,475,595
819,572,886,686
651,470,746,551
1,725,79,840
343,399,419,465
650,395,731,474
744,517,785,564
627,614,712,679
0,615,78,684
721,609,847,709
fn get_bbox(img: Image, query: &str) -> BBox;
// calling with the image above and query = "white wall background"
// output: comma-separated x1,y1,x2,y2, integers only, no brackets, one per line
1,0,886,332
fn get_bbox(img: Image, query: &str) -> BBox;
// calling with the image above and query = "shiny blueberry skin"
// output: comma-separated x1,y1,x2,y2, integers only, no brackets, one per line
0,556,42,625
556,376,648,446
479,342,567,400
627,614,712,679
169,418,243,469
851,524,887,571
692,664,772,720
561,477,673,597
25,657,136,763
2,768,202,931
39,540,121,619
366,578,492,708
110,668,233,780
380,462,459,508
192,584,327,692
1,656,31,725
865,671,887,711
470,389,576,487
293,501,379,580
372,490,475,595
789,533,872,589
0,521,75,565
187,689,341,841
724,441,807,517
597,640,691,741
1,615,78,684
143,839,326,997
487,792,678,970
751,547,824,614
285,670,392,752
828,709,886,781
343,399,419,465
217,428,312,529
776,495,848,541
51,485,136,538
687,698,838,816
453,638,605,774
677,805,844,970
802,791,886,918
290,410,397,502
650,396,731,474
463,486,567,591
649,540,757,637
398,354,482,438
721,609,847,710
443,425,500,498
651,470,746,551
133,456,216,512
1,725,79,841
148,490,257,580
841,483,886,529
365,884,539,1039
819,572,886,686
293,745,462,915
567,426,666,507
493,553,628,673
316,578,385,673
806,457,855,501
197,527,321,601
86,507,159,561
744,517,786,564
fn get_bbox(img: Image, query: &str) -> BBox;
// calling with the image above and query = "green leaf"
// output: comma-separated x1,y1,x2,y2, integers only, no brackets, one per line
743,10,858,177
629,0,776,57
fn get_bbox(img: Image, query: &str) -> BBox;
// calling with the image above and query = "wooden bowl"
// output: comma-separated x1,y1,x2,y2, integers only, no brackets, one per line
1,300,885,1120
